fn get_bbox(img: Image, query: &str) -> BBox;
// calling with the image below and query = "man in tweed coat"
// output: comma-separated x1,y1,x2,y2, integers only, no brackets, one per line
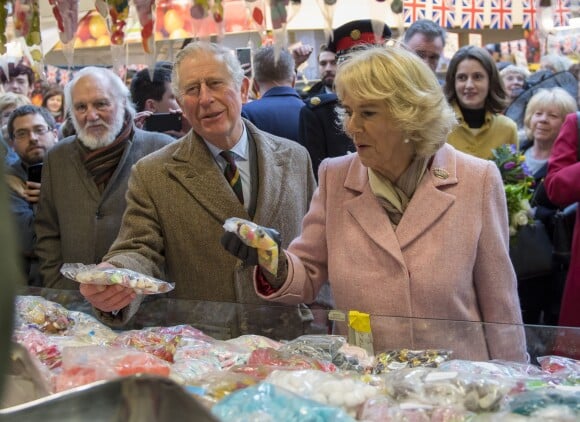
80,42,322,339
35,67,173,289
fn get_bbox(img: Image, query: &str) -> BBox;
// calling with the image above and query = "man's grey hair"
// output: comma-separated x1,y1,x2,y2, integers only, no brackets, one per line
403,19,446,47
64,66,135,119
172,41,245,98
252,47,295,84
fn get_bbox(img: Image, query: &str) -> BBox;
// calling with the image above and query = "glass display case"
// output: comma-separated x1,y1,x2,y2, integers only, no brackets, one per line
2,287,579,421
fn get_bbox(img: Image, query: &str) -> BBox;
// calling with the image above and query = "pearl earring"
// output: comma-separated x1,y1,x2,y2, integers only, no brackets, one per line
403,139,410,144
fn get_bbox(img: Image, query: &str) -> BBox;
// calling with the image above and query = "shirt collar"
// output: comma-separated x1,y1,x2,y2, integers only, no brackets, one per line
203,123,249,161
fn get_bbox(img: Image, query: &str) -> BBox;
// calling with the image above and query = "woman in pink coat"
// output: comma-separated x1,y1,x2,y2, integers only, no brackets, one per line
223,45,527,362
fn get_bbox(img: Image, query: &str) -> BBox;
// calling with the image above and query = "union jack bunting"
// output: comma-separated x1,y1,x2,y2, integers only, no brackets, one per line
461,0,485,29
431,0,455,28
403,0,427,26
490,0,513,29
552,0,571,27
522,0,537,29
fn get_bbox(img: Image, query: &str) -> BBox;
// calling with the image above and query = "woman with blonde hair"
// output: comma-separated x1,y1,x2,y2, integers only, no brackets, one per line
223,45,527,361
518,87,577,324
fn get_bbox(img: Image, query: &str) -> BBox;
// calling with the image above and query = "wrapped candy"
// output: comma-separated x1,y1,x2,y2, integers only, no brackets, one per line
133,0,155,54
61,263,175,294
223,217,279,274
13,0,43,64
373,348,453,374
49,0,78,44
15,296,75,335
105,0,130,45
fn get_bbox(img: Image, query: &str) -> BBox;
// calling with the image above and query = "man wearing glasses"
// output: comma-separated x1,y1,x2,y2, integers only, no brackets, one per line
5,105,58,285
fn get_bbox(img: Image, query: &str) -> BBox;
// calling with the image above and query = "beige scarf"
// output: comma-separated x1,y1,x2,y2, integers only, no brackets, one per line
368,156,429,227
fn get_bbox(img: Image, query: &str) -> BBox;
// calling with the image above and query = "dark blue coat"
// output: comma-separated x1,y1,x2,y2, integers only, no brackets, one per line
242,86,305,143
298,93,355,176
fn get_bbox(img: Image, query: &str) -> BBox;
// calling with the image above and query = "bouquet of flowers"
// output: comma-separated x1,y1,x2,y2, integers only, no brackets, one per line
491,144,535,237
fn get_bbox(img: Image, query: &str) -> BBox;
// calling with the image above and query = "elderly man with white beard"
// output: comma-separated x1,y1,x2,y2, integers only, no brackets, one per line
35,67,173,289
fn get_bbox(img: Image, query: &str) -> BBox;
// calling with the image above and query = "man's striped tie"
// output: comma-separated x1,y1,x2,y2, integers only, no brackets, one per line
220,150,244,204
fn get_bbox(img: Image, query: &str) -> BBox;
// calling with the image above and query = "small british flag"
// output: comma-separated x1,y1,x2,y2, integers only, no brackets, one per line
461,0,485,29
522,0,537,29
403,0,427,26
552,0,571,27
432,0,455,28
490,0,513,29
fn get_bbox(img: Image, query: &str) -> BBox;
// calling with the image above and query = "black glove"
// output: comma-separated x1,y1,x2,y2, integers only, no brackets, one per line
220,226,281,267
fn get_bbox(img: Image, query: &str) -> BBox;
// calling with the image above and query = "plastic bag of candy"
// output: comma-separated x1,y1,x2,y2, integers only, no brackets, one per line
223,217,279,274
508,389,580,418
358,396,474,422
61,263,174,294
266,369,380,417
372,348,452,374
187,370,262,404
211,382,356,421
381,367,514,413
15,296,75,334
537,355,580,380
53,345,171,392
230,347,337,379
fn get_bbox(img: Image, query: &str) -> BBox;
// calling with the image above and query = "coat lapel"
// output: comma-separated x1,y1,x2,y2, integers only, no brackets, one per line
247,123,285,226
164,132,248,224
344,156,406,267
343,145,459,262
396,145,458,249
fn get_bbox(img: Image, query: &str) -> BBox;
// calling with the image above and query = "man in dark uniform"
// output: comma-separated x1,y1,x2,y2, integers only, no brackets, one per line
299,44,337,99
298,20,392,176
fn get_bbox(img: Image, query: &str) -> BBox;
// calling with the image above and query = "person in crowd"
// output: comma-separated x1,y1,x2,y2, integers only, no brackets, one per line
517,88,577,325
79,42,327,339
567,62,580,108
540,53,572,74
544,112,580,330
41,86,65,127
5,105,58,286
500,65,529,103
222,45,527,361
34,67,174,289
445,45,518,159
0,61,34,98
299,45,337,99
242,47,305,143
0,92,31,165
298,19,392,176
403,19,445,74
130,61,188,138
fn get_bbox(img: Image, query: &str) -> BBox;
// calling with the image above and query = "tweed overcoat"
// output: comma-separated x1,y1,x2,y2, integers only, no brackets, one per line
102,120,317,338
257,144,527,361
35,127,174,289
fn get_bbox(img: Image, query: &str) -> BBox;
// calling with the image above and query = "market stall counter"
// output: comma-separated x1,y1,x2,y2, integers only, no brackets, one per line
2,287,580,421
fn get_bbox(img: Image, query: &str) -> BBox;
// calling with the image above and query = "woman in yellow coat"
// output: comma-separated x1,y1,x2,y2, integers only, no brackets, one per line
445,46,518,159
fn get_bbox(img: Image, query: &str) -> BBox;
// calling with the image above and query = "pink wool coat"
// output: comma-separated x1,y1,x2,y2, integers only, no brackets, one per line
258,144,527,362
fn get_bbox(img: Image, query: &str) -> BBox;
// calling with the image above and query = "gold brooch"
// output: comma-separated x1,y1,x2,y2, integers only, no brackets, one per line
433,168,449,179
350,29,361,41
310,97,321,106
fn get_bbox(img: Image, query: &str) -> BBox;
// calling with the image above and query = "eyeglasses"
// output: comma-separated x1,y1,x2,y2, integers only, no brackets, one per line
13,126,50,141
